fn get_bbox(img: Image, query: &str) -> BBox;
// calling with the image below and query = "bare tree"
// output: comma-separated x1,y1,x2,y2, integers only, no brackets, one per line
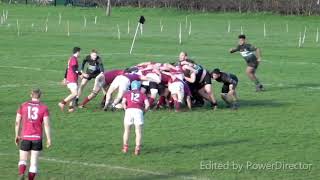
106,0,111,16
93,0,112,16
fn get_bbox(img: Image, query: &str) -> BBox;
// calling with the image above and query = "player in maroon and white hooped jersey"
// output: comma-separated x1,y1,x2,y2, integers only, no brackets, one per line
121,81,150,155
78,69,124,108
161,65,185,112
138,66,161,108
58,47,88,112
15,89,51,180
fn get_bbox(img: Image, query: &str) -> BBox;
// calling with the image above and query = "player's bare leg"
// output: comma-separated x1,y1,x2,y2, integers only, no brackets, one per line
79,75,105,108
157,88,169,109
221,93,231,106
104,84,118,110
18,150,29,180
122,124,131,153
186,96,192,110
77,78,89,103
111,82,130,109
28,150,40,180
134,125,143,155
228,90,238,110
246,66,263,91
149,88,158,108
198,85,217,110
58,88,77,112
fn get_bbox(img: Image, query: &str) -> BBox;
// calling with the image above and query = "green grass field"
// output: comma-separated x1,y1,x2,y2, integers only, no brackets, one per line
0,4,319,180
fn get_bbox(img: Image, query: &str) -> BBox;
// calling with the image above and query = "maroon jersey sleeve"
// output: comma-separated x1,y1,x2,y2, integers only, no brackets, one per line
17,104,23,114
43,106,49,117
123,91,130,101
141,92,147,103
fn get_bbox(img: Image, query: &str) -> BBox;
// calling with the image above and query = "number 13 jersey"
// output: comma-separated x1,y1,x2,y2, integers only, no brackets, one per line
17,101,49,141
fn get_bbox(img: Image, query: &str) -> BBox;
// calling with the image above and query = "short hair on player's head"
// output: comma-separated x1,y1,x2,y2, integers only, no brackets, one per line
91,49,98,54
211,68,221,75
186,59,196,64
181,51,188,56
31,88,42,98
73,47,81,54
238,34,246,39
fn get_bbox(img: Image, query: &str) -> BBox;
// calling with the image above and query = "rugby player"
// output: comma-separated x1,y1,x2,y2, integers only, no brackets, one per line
76,49,104,105
161,70,185,112
78,69,124,108
211,68,239,110
230,35,264,91
122,81,150,155
103,73,151,111
59,47,88,112
180,59,218,110
138,67,161,108
15,88,51,180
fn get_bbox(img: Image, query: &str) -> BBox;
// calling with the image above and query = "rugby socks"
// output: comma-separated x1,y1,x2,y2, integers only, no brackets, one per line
168,97,174,109
101,95,106,106
28,172,36,180
135,145,141,155
75,98,79,105
253,79,261,86
80,97,91,106
149,97,155,107
18,161,27,175
157,96,166,108
174,100,181,112
28,166,37,180
60,100,67,105
122,144,129,153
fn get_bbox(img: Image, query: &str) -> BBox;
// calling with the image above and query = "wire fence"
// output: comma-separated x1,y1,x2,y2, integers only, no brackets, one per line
1,0,320,15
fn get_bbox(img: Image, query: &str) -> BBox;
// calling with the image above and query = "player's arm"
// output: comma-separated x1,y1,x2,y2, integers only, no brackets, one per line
161,71,176,81
140,74,161,83
43,116,51,148
186,96,192,110
136,62,151,67
122,97,127,110
229,45,240,53
15,113,22,146
62,68,68,85
255,48,262,62
81,58,87,73
144,98,150,113
98,57,105,73
183,65,196,83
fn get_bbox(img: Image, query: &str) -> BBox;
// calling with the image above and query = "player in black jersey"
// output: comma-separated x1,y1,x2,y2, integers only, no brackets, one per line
76,49,104,105
211,68,239,110
230,35,264,92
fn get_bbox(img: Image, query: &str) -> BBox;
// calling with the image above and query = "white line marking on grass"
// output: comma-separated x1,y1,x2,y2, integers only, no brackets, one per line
0,152,206,180
0,65,62,72
0,82,59,89
2,53,320,66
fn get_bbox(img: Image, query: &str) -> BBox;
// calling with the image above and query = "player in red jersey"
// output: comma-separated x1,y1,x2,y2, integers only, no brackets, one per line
78,69,124,108
59,47,87,112
161,70,185,112
139,67,161,108
121,81,150,155
103,73,155,111
15,88,51,180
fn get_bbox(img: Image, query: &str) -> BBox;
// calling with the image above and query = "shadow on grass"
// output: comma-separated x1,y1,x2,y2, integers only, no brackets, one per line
144,139,250,154
238,99,285,109
265,83,320,92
